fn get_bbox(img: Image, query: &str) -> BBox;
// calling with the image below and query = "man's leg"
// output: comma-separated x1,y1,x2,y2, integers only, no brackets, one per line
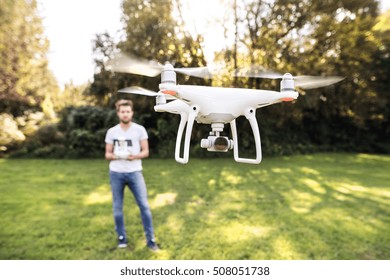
109,171,127,246
127,171,156,246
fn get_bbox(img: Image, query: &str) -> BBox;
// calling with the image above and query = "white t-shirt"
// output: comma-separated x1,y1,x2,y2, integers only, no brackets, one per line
105,123,148,172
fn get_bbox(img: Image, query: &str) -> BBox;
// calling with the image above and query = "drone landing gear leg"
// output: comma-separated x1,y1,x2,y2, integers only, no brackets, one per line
174,108,197,164
230,108,262,164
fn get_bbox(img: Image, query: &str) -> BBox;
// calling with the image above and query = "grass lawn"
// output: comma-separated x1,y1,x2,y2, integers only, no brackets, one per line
0,153,389,260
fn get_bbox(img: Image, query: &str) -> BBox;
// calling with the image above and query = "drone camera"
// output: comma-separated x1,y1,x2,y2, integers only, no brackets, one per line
201,136,233,152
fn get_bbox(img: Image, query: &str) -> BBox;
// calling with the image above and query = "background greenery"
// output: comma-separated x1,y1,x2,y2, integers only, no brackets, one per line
0,0,389,158
0,154,389,260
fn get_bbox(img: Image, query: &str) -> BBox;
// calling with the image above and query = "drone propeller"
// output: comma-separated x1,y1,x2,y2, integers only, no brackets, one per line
235,67,344,89
107,53,213,79
292,75,345,89
234,66,283,79
118,86,176,100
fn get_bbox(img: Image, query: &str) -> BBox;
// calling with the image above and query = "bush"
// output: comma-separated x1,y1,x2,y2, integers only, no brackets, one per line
0,113,26,152
12,106,111,158
56,106,113,158
66,128,106,158
31,144,67,158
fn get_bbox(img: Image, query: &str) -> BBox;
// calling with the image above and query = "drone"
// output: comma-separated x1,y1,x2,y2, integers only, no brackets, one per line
108,53,344,164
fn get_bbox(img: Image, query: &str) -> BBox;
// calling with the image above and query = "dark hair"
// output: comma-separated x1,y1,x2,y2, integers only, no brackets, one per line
115,99,133,111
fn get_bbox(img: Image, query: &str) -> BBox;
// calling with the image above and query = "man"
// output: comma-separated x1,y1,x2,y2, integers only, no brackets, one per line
105,100,158,251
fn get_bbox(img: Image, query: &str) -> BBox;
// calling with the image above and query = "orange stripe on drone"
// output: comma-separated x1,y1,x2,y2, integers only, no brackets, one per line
161,90,177,96
280,97,295,102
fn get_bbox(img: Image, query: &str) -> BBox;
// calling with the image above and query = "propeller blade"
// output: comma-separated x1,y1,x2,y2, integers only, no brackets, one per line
294,76,345,89
235,66,344,89
107,52,214,79
118,86,176,100
118,86,159,96
234,66,283,79
107,53,163,77
174,67,213,79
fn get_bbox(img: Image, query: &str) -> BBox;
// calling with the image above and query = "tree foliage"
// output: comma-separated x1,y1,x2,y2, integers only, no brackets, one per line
89,0,210,102
0,0,58,115
0,0,59,154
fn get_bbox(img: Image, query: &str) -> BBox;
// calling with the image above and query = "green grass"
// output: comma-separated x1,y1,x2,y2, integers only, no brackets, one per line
0,153,389,260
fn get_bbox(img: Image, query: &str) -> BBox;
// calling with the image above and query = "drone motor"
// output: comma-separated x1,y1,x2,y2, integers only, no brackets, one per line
280,73,294,92
161,62,176,84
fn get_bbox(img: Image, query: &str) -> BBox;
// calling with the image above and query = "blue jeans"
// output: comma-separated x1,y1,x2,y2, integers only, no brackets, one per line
109,170,155,244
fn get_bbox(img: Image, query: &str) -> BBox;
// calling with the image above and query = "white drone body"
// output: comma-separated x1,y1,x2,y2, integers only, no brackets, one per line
111,54,343,164
155,67,298,164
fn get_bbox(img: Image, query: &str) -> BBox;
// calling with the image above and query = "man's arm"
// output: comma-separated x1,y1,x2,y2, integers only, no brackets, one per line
129,139,149,160
105,143,116,160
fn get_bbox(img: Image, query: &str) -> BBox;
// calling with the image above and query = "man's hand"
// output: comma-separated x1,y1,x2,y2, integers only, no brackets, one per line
114,152,130,160
127,154,138,161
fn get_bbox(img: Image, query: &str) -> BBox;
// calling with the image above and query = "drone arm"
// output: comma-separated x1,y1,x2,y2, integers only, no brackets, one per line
230,108,262,164
174,107,198,164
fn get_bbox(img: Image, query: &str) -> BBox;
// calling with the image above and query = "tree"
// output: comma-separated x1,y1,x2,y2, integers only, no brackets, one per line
0,0,58,115
0,0,59,154
88,0,210,103
86,32,118,106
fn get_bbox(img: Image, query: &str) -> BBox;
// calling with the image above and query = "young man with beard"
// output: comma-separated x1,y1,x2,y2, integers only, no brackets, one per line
105,100,158,251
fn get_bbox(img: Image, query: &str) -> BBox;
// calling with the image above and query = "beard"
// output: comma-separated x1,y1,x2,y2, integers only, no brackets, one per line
120,119,131,124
